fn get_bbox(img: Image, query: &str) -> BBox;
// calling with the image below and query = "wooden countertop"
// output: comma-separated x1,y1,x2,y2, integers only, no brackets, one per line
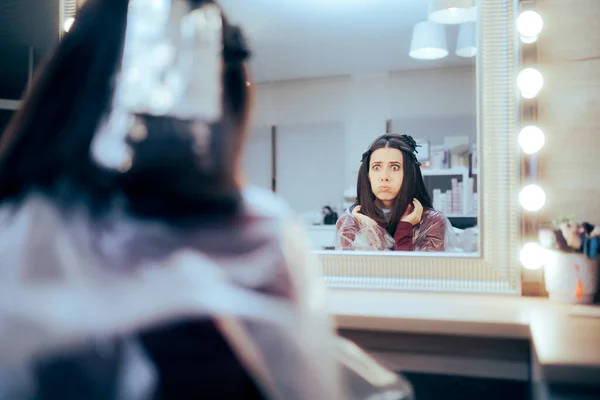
327,289,600,386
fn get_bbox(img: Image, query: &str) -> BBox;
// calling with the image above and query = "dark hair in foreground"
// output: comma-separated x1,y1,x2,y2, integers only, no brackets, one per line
0,0,251,221
356,134,433,235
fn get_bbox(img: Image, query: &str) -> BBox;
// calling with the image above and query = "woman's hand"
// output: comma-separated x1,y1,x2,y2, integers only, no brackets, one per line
352,205,378,227
401,199,423,226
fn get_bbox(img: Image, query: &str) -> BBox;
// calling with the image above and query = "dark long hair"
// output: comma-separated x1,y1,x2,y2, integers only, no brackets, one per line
356,134,433,235
0,0,251,221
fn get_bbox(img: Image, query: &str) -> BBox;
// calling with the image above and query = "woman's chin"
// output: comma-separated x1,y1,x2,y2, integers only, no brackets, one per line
375,193,396,202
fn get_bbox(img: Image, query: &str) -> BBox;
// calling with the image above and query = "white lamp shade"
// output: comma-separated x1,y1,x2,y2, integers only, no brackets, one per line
456,22,476,58
465,6,477,22
409,21,448,60
429,0,475,25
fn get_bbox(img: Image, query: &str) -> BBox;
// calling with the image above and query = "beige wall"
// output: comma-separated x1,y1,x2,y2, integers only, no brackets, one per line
253,67,476,190
537,0,600,224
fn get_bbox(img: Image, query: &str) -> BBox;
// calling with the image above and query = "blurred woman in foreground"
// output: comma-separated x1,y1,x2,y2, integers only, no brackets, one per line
0,1,412,399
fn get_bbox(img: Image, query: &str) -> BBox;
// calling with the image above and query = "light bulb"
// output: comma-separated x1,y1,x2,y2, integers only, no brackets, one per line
518,126,545,155
517,11,543,43
519,184,546,212
520,35,538,44
520,242,546,270
63,17,75,33
517,68,544,99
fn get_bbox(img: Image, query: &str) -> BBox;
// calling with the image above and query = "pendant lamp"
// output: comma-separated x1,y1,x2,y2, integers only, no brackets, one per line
409,21,449,60
456,22,477,58
429,0,475,25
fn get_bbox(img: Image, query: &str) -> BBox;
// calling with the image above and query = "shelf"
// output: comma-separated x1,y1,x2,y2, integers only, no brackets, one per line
420,167,468,176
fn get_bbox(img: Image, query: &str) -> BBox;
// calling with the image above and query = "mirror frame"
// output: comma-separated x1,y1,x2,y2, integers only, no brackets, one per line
315,0,522,295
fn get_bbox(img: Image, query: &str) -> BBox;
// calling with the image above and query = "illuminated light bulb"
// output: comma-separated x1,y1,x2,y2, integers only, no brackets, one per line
517,68,544,99
517,10,543,43
519,184,546,212
520,242,546,270
518,126,545,155
520,35,538,44
63,17,75,33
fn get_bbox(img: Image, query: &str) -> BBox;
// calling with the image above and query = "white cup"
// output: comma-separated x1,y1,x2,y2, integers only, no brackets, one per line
544,250,598,304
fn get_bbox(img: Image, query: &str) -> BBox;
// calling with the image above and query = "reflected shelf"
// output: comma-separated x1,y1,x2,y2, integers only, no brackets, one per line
446,214,477,218
420,167,469,176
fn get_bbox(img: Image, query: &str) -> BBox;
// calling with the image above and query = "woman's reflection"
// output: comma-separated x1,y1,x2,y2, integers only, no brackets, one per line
335,134,452,252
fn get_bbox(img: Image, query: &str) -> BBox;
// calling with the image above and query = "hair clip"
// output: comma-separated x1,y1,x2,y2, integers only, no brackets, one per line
90,0,225,172
398,134,420,153
360,150,371,163
224,25,251,63
398,145,416,154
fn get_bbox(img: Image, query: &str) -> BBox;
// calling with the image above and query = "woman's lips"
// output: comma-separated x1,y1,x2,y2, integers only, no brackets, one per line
379,186,391,192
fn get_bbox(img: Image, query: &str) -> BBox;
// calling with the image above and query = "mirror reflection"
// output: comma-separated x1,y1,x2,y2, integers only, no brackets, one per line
336,134,456,252
221,0,479,254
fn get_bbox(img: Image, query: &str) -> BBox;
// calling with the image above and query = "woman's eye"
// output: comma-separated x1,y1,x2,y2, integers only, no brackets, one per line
391,165,400,171
372,165,380,171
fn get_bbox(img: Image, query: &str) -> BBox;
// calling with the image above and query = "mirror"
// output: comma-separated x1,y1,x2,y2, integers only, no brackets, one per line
221,0,479,255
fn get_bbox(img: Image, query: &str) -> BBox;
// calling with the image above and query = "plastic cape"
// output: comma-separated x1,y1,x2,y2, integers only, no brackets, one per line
0,190,413,400
335,208,461,252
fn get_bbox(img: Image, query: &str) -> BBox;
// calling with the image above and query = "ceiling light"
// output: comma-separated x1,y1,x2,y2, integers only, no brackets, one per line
456,22,476,58
409,21,449,60
465,6,477,22
429,0,475,25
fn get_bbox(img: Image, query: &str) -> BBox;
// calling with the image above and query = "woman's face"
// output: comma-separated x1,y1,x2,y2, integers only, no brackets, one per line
368,147,404,208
